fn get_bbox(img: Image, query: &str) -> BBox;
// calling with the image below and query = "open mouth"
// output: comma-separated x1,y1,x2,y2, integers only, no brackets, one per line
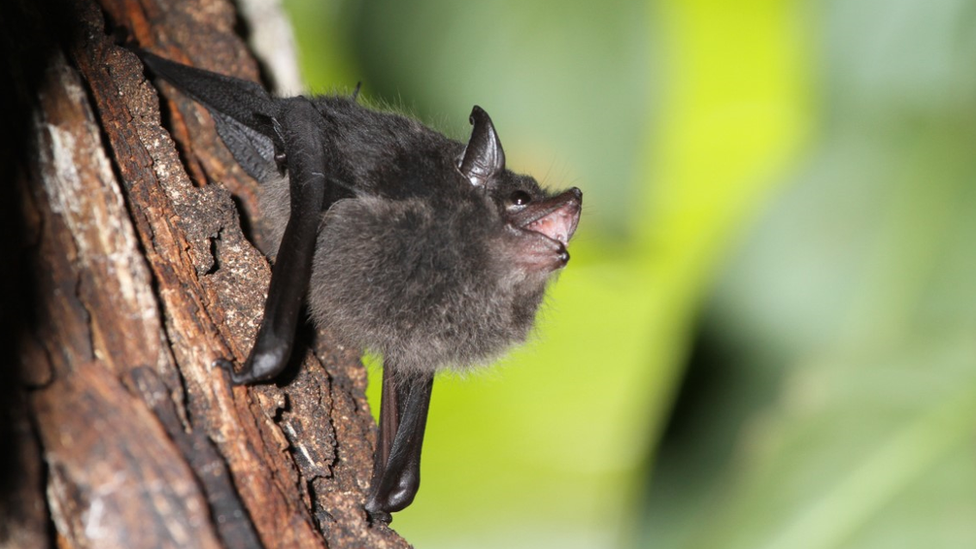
516,188,582,247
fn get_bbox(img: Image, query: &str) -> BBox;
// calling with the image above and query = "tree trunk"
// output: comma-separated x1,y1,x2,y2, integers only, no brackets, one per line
0,0,410,547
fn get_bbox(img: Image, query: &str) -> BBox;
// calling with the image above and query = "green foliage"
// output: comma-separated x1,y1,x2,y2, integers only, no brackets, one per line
283,0,976,546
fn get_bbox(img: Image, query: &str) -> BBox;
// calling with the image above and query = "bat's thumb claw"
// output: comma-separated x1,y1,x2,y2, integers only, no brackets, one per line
213,357,265,386
213,357,245,385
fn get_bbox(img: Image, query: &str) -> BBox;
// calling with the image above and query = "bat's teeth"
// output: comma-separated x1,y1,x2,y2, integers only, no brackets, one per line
525,207,576,246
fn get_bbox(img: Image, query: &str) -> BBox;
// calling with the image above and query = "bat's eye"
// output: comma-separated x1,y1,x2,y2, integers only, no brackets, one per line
508,190,532,208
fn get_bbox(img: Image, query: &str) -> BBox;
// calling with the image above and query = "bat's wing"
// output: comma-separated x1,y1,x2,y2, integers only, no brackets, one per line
138,51,282,182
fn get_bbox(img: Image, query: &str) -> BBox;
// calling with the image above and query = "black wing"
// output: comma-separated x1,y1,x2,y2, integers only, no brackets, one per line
138,50,282,182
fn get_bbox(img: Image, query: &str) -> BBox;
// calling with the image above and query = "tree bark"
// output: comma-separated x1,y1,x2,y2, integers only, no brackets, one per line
0,0,410,547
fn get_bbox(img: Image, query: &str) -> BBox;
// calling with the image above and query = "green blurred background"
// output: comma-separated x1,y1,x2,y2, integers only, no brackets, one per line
280,0,976,547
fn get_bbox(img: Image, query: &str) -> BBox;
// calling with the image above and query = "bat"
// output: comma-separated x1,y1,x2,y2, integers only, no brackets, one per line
137,50,582,524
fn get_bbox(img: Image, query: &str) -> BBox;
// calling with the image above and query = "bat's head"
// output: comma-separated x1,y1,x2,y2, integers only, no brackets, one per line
309,106,581,372
457,106,582,279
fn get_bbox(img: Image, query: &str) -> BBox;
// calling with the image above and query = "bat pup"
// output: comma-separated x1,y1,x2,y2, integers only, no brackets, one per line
138,50,582,524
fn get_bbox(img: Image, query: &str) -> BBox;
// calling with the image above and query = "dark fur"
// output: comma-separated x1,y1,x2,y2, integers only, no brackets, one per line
246,99,551,372
219,91,574,373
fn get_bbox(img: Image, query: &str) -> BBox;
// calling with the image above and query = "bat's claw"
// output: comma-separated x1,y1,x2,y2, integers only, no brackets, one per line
213,357,251,385
365,505,392,526
212,357,234,373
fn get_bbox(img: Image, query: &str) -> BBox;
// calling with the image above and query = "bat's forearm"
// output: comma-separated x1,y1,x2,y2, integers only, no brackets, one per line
365,369,434,523
224,99,330,383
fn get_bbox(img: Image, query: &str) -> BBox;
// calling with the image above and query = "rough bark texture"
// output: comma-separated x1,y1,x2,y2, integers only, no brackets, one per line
0,0,410,547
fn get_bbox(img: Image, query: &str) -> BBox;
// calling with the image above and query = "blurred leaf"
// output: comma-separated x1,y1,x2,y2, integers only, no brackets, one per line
642,1,976,548
281,0,359,91
691,339,976,549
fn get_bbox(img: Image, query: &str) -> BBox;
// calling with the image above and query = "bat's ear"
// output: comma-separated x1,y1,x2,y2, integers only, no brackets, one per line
457,106,506,187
